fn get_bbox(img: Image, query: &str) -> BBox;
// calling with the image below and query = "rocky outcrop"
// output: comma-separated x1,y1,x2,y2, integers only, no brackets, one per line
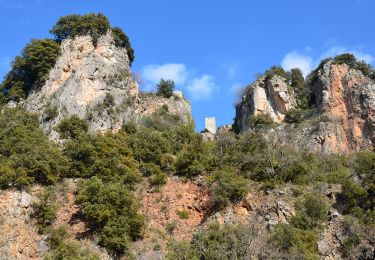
235,75,296,131
312,61,375,152
234,61,375,153
24,33,191,138
0,189,42,260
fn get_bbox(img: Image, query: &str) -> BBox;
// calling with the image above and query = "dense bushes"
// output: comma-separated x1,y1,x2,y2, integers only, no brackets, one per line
249,112,274,128
271,224,318,259
208,166,248,207
1,39,60,101
56,115,89,139
50,13,110,45
76,177,144,255
32,187,58,232
0,108,69,188
44,226,100,260
111,27,135,65
284,108,303,124
167,222,251,260
338,151,375,225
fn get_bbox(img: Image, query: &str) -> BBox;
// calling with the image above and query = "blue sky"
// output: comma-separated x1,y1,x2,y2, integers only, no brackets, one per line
1,0,375,130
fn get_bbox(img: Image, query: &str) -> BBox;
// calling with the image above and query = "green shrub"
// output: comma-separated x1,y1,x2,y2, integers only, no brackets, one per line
333,53,375,79
45,226,100,260
156,79,175,98
191,222,252,260
167,240,199,260
50,13,110,45
175,136,213,178
167,222,252,260
44,104,58,121
0,108,69,187
33,187,58,232
111,27,135,65
150,171,167,187
166,220,177,234
1,39,60,101
75,177,144,255
291,193,328,229
338,151,375,225
176,209,189,219
265,65,288,79
272,224,318,259
284,109,303,124
209,166,248,208
56,115,89,139
63,132,141,184
249,112,274,128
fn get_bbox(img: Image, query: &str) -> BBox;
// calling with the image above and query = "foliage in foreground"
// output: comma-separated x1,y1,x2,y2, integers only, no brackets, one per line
0,108,69,188
167,222,252,260
75,177,144,256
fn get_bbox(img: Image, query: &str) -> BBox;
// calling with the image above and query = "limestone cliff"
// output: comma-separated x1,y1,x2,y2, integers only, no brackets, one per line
235,74,296,132
24,33,191,138
234,61,375,153
312,60,375,152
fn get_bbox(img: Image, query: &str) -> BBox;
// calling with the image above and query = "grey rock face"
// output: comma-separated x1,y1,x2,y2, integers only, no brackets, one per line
24,33,192,138
235,75,296,132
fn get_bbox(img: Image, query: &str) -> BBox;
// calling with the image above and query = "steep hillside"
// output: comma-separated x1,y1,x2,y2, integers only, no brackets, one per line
0,14,374,260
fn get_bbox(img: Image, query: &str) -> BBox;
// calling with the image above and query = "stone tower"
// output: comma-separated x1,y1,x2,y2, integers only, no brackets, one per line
205,117,216,134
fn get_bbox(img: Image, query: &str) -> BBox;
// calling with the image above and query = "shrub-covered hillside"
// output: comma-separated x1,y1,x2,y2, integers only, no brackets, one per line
0,103,373,259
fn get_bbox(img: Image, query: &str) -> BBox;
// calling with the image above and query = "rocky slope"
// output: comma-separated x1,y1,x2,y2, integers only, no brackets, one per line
24,33,191,138
234,61,375,153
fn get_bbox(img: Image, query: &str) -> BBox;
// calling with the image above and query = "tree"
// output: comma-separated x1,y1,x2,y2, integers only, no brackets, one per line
209,166,248,207
156,79,175,98
50,13,110,45
56,115,89,139
1,39,60,101
75,177,144,256
112,27,135,65
0,108,69,187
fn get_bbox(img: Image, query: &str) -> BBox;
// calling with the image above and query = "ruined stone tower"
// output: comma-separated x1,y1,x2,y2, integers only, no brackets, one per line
205,117,216,134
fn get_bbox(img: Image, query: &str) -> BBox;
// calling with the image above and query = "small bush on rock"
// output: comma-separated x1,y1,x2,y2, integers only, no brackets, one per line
156,79,175,98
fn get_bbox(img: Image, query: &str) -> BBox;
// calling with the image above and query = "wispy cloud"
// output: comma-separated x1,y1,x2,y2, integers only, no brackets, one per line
141,63,188,85
187,75,216,100
281,52,313,77
140,63,217,100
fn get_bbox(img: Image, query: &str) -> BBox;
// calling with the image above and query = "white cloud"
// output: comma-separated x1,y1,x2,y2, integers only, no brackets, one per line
281,52,313,77
187,75,216,100
141,63,188,85
141,62,217,100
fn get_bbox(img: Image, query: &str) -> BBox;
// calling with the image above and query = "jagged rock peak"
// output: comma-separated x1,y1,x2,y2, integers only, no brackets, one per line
24,33,192,138
234,60,375,154
235,74,296,132
312,60,375,151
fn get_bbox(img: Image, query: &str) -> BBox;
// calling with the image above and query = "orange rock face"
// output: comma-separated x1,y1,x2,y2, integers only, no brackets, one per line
314,62,375,153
